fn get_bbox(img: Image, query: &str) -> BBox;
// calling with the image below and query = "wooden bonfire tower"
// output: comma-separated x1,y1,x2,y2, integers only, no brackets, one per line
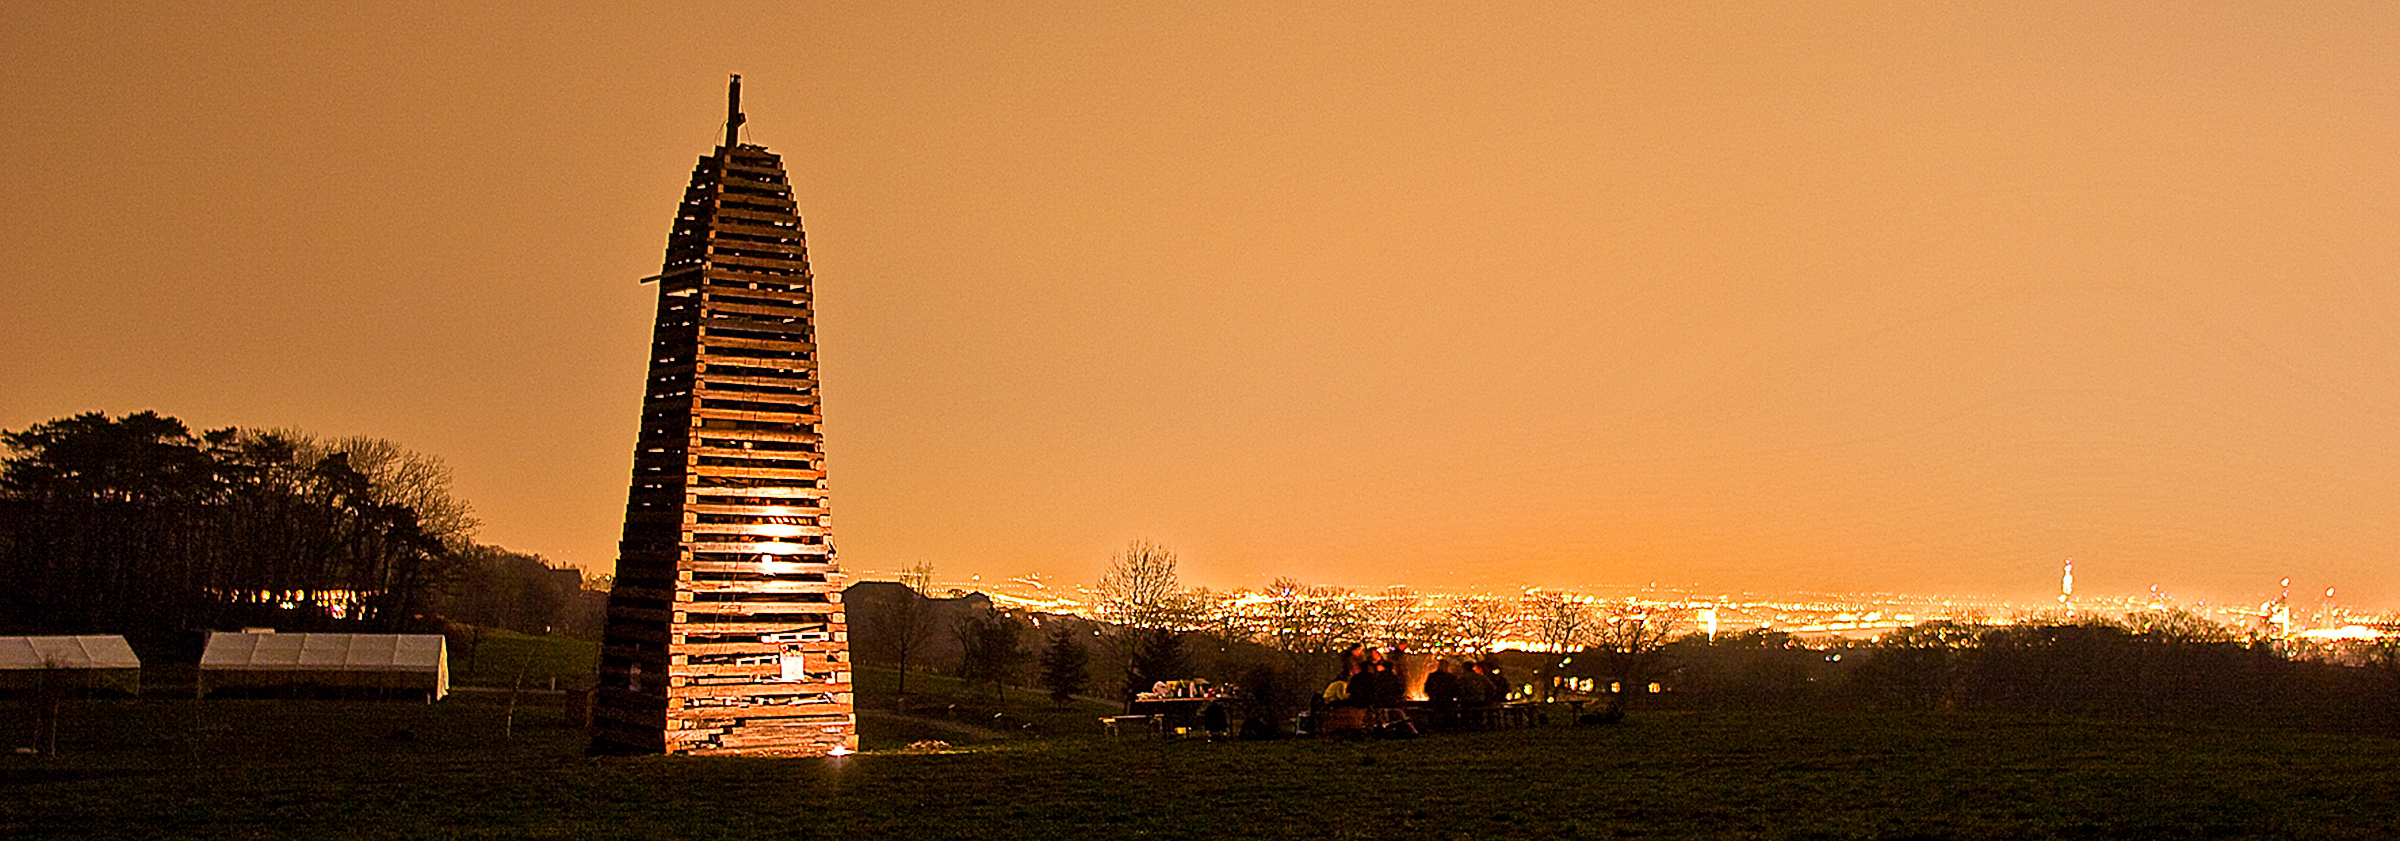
594,76,857,755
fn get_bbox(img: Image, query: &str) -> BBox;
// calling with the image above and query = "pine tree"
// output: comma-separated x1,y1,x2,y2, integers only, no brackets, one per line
1038,624,1091,704
1125,627,1188,699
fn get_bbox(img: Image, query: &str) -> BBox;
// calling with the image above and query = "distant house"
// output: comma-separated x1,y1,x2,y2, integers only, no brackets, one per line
198,632,448,701
0,635,142,694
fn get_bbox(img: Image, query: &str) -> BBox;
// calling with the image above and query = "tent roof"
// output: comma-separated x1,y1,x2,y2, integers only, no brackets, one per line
0,635,142,671
200,633,445,673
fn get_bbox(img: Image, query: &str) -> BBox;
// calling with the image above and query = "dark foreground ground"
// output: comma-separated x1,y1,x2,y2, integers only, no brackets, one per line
5,696,2398,840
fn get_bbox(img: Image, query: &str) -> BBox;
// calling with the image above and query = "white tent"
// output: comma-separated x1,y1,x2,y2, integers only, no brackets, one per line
0,635,142,692
199,632,448,700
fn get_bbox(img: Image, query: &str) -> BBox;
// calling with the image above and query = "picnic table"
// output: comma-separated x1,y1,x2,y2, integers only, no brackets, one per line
1118,682,1246,738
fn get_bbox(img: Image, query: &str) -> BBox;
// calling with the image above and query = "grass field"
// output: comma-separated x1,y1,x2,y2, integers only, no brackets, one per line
6,691,2398,840
448,629,600,690
848,665,1126,749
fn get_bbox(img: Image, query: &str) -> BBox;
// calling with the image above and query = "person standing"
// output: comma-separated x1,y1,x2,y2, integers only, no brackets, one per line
1423,659,1463,731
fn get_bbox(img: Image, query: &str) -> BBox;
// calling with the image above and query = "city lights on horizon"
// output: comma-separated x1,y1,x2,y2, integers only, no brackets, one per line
854,560,2398,650
858,562,2389,616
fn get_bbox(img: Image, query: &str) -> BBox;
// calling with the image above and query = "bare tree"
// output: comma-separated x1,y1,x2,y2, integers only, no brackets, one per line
899,561,933,596
1356,586,1425,647
1178,587,1239,642
1527,590,1594,654
867,562,942,700
1096,539,1185,630
1443,594,1515,655
1590,604,1689,699
276,431,480,550
1591,605,1687,655
1257,577,1359,653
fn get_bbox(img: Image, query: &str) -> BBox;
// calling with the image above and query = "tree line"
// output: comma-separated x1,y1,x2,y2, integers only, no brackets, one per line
846,539,2400,732
848,542,1457,723
1657,615,2400,729
0,411,602,644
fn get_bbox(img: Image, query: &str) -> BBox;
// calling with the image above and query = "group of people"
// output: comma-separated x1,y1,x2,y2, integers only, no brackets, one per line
1314,645,1513,735
1420,656,1510,710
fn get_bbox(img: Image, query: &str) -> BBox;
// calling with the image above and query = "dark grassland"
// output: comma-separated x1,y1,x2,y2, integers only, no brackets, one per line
449,629,602,690
6,692,2398,840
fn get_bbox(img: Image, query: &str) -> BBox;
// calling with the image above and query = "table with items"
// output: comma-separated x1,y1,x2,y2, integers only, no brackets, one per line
1127,679,1240,737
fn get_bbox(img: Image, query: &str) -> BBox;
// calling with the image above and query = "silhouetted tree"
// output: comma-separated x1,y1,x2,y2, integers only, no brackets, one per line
278,431,479,550
0,412,218,635
1124,627,1189,702
1442,594,1515,655
1038,624,1091,703
1254,578,1359,653
1851,621,1983,711
2360,628,2400,731
954,608,1026,701
1528,591,1594,654
436,544,601,636
1356,586,1428,648
1658,629,1827,709
0,412,459,640
1589,604,1687,704
898,561,933,596
1096,539,1186,629
857,565,944,698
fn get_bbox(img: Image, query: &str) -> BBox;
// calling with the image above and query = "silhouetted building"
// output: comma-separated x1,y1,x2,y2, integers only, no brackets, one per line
594,76,856,755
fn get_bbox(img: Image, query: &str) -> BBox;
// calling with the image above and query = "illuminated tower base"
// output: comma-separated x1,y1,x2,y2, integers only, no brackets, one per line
594,77,857,756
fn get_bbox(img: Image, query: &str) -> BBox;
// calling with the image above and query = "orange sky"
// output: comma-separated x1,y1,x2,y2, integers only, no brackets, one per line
6,3,2397,606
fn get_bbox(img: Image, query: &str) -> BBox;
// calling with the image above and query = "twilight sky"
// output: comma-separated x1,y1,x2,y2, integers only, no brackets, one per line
5,3,2397,607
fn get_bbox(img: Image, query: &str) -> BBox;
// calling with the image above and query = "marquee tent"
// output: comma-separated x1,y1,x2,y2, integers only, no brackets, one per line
199,632,448,700
0,635,142,693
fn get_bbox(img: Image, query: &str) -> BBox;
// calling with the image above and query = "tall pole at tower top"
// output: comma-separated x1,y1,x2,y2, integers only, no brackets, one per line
725,74,745,148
